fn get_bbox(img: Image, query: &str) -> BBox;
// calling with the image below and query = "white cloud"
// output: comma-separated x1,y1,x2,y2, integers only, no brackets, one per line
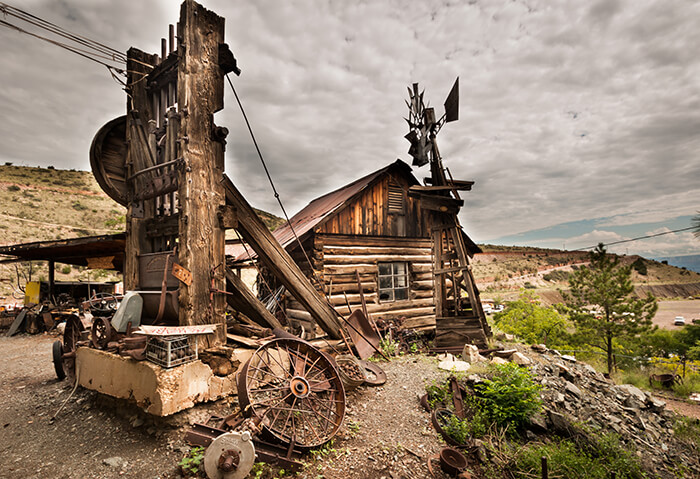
1,0,698,256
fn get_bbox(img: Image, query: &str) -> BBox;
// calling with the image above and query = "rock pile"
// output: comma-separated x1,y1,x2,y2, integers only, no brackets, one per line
515,345,699,478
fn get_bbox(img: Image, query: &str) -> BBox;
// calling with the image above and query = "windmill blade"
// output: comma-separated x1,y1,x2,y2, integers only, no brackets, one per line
444,77,459,122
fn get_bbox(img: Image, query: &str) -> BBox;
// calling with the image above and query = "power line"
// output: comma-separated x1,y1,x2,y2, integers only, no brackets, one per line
0,3,125,76
574,225,696,251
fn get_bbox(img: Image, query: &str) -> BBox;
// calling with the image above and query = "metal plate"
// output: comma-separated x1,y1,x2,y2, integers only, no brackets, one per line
203,432,255,479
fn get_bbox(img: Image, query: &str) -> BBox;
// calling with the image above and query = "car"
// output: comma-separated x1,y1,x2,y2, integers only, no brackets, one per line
674,316,686,326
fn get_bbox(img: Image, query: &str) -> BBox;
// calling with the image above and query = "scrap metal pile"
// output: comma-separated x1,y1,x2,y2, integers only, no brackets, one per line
183,326,388,478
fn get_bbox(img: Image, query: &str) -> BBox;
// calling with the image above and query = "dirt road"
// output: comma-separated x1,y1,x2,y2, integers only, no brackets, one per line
0,334,183,479
654,300,699,329
0,334,452,479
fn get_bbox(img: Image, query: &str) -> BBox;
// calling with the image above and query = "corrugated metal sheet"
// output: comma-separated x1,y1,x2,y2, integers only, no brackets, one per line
226,160,415,261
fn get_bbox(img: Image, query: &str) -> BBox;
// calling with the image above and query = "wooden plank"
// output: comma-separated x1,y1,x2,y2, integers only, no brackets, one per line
318,234,432,249
322,254,432,265
322,246,432,256
226,333,261,348
222,176,343,339
176,0,226,348
225,267,282,329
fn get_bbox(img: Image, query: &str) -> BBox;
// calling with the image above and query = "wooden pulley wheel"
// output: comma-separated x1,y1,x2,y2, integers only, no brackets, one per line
90,115,127,206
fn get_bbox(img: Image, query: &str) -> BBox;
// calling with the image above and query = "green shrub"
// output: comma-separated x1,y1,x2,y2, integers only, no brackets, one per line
178,446,204,475
425,379,452,409
514,433,646,479
515,440,606,478
474,362,542,430
7,185,20,192
60,266,71,274
72,201,87,211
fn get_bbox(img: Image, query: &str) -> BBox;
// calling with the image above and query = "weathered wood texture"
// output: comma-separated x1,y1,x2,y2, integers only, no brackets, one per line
176,0,226,346
125,48,159,290
280,234,435,330
222,176,343,339
317,173,429,237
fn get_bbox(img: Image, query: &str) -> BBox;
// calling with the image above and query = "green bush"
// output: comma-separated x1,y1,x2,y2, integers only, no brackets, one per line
60,265,71,274
514,433,646,479
7,185,20,192
474,362,542,430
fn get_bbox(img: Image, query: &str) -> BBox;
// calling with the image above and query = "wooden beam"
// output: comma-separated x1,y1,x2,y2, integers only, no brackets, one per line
176,0,226,347
221,175,343,339
224,266,282,329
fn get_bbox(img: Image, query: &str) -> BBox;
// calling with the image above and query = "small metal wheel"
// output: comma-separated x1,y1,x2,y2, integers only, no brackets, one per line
62,315,85,378
237,338,345,449
52,340,66,380
204,431,255,479
91,316,114,349
358,360,387,386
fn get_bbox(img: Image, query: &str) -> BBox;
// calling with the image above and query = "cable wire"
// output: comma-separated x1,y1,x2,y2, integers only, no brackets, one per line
225,74,324,290
574,226,696,251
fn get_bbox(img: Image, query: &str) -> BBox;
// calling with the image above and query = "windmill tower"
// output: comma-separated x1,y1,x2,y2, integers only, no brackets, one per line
404,79,491,348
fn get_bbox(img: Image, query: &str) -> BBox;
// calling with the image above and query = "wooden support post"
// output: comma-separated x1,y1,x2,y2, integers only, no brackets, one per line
221,175,343,339
47,260,54,303
176,0,226,347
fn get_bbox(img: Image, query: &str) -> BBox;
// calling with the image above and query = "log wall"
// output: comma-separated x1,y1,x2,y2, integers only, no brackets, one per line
283,234,436,332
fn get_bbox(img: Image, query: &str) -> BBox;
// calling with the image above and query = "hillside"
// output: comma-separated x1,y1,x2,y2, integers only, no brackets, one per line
472,245,700,304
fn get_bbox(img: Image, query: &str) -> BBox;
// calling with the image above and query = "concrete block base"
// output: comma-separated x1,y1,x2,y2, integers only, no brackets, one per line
76,347,241,416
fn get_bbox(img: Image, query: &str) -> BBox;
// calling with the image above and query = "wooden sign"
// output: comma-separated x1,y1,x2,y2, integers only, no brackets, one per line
87,256,115,269
171,262,193,285
135,324,217,336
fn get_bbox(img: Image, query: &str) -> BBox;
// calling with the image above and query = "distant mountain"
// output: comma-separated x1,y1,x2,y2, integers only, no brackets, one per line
654,254,700,274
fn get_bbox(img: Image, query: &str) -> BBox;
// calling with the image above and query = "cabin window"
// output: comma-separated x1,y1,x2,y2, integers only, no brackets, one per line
378,262,409,302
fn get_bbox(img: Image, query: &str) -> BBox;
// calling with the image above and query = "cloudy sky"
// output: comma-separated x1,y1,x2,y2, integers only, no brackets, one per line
1,0,698,258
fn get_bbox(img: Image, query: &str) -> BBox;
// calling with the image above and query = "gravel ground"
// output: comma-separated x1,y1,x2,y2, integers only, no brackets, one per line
0,334,457,479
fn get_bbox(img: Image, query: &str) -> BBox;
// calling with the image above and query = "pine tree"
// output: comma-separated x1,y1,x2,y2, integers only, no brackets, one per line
561,244,657,373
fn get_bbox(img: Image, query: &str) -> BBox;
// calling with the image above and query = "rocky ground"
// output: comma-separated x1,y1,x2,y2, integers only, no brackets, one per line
1,333,699,479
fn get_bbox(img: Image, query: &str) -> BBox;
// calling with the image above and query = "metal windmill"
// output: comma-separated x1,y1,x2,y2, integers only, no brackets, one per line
404,78,491,347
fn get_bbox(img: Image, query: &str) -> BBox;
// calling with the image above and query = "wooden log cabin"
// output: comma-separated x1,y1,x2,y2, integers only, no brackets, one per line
227,159,482,335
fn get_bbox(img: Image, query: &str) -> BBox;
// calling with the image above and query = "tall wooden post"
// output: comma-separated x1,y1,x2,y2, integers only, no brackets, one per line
176,1,226,347
124,48,158,290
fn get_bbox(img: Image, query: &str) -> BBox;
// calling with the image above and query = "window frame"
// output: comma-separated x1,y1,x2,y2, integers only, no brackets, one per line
377,261,410,303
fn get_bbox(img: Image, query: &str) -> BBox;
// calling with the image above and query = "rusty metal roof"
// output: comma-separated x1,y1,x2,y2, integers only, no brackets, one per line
226,158,482,262
0,233,126,270
226,160,417,261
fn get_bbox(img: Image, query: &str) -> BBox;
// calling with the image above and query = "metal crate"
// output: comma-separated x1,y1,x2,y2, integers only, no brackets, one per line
145,335,197,368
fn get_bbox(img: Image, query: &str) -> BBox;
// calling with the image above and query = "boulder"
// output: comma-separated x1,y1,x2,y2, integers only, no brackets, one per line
490,357,508,365
511,352,532,366
438,359,471,372
462,344,488,363
564,381,582,398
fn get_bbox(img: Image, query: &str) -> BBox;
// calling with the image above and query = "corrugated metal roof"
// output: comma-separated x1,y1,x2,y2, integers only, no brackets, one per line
226,160,415,261
225,158,482,262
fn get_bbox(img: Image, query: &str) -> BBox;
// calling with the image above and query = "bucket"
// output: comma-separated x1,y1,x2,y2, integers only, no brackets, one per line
334,354,367,391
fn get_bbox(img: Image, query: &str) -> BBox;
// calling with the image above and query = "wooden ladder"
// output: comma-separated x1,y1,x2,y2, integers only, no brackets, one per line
431,213,490,348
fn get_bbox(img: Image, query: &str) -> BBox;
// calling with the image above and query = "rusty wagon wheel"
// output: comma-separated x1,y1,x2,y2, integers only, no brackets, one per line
237,338,345,449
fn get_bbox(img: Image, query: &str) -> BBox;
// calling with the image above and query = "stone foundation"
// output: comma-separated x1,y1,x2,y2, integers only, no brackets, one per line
75,347,252,416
